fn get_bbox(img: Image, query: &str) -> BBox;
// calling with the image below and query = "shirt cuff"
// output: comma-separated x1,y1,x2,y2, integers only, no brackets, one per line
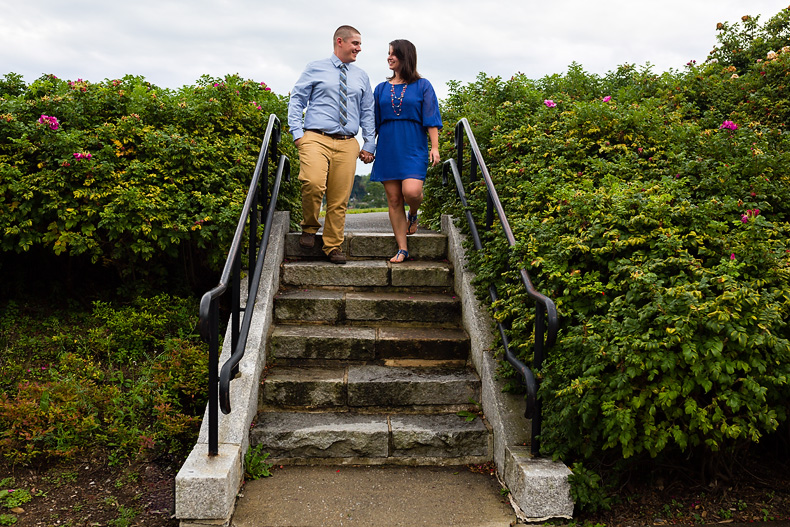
361,140,376,154
291,129,304,142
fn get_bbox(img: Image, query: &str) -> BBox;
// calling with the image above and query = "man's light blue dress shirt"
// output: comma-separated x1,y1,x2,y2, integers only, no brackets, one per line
288,54,376,154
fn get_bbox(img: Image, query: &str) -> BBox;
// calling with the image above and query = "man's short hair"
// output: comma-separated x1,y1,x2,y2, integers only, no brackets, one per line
334,25,360,44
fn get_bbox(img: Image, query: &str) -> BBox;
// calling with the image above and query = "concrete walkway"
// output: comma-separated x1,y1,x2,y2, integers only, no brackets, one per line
342,211,393,233
231,465,517,527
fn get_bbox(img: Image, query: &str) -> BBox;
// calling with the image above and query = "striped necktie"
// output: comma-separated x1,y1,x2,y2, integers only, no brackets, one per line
339,63,349,127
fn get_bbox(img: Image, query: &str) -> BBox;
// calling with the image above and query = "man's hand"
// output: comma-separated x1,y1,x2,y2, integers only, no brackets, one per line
359,150,374,164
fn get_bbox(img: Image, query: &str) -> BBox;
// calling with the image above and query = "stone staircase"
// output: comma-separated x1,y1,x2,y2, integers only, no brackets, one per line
175,213,573,526
249,230,492,466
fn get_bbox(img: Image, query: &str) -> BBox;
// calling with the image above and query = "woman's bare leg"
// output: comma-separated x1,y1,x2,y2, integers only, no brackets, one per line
383,180,408,255
402,178,424,234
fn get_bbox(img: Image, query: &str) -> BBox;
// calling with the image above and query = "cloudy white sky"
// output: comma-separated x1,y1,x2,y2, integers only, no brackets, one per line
3,0,786,99
2,0,786,173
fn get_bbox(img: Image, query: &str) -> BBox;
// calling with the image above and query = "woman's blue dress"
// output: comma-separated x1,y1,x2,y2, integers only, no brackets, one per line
370,77,442,182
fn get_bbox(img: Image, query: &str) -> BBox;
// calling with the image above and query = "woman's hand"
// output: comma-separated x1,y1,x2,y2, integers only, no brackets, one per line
429,147,440,166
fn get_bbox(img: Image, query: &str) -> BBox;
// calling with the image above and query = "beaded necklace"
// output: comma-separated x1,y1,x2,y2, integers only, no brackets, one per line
390,82,407,116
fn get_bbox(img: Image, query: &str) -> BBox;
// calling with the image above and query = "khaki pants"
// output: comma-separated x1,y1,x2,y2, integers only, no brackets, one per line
297,131,360,254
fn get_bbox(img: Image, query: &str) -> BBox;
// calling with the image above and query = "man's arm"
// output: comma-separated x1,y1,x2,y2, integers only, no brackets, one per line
288,65,314,145
358,73,376,156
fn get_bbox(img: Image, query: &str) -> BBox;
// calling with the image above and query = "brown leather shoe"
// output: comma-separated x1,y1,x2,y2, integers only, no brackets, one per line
299,232,316,249
327,248,346,264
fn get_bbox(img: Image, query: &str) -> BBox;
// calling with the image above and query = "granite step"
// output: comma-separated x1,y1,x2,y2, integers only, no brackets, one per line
281,259,453,289
271,324,470,362
262,364,481,409
273,289,461,325
285,231,448,260
250,411,491,465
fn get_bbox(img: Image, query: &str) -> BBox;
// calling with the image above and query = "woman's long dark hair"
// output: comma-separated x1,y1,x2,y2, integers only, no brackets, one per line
388,39,421,84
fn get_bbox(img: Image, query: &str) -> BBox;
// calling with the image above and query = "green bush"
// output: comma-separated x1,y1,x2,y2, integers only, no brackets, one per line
0,73,300,283
0,295,207,466
91,293,197,364
425,7,790,498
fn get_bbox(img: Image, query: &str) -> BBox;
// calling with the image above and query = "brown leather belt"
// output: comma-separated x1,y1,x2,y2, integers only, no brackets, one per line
306,129,354,140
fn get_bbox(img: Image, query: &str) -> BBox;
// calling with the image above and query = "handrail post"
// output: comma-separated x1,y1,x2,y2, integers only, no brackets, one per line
455,122,464,178
534,302,546,369
208,299,219,456
249,183,259,292
231,252,241,378
531,400,542,455
532,302,546,456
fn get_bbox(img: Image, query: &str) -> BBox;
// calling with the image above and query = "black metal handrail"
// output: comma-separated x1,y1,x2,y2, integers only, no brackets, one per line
198,114,290,456
442,117,558,455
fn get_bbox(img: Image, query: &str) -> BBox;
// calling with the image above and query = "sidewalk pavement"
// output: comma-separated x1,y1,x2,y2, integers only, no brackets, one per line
231,465,517,527
323,211,432,234
342,211,393,233
231,464,790,527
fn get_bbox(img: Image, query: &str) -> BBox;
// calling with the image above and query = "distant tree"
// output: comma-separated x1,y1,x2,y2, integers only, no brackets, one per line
350,174,387,209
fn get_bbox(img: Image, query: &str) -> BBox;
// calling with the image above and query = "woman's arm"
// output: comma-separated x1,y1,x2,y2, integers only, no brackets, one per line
428,126,440,166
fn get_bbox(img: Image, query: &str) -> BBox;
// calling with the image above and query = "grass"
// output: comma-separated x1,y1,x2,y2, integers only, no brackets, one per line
348,207,388,214
319,207,388,217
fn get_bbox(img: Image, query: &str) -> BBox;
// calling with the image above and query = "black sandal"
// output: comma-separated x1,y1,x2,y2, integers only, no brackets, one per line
406,213,419,235
390,249,409,263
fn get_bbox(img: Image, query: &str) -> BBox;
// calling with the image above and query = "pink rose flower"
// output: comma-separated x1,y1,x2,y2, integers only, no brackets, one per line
720,120,738,131
38,115,60,131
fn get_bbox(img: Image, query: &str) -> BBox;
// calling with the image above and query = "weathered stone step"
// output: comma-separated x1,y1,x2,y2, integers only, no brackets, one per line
285,231,447,260
262,364,481,409
250,411,491,464
274,289,461,325
281,259,453,289
271,325,470,361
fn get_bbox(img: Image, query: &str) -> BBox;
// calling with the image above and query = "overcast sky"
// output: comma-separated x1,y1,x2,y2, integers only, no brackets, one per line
2,0,786,173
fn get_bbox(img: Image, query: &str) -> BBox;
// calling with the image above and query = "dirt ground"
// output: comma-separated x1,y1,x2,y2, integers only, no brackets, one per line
574,454,790,527
1,457,178,527
2,453,788,526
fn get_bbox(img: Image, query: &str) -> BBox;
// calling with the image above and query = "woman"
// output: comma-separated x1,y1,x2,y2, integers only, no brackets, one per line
370,39,442,263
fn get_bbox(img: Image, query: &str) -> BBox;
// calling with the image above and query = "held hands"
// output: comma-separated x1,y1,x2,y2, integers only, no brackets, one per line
429,147,440,166
359,150,374,164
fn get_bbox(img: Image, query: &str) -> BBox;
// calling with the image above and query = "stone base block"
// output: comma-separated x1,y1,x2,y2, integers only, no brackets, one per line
504,446,573,520
175,443,242,521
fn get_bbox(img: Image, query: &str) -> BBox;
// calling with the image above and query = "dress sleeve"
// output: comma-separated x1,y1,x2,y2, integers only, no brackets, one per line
420,79,442,129
373,82,384,134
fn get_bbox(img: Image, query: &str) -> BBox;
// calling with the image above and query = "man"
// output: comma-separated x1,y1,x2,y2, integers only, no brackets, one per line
288,25,376,264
